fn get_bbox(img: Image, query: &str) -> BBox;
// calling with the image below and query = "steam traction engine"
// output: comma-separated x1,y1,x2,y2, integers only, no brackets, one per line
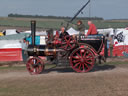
26,21,105,74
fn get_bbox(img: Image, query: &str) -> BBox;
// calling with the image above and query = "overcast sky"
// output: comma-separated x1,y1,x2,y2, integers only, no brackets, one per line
0,0,127,19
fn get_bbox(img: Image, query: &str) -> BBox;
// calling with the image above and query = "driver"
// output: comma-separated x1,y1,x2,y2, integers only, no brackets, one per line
59,26,69,38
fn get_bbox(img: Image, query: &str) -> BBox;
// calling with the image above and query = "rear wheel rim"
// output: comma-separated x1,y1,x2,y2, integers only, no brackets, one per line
70,48,95,72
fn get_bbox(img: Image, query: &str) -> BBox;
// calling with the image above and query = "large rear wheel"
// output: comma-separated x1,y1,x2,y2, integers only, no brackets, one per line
70,48,95,72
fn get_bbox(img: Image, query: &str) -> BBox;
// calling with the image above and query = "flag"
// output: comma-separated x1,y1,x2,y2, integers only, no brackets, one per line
114,32,124,43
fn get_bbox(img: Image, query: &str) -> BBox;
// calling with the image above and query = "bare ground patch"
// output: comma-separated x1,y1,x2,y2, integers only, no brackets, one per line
0,61,128,96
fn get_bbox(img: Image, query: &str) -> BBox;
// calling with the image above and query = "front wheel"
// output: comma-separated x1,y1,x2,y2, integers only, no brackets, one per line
26,57,44,75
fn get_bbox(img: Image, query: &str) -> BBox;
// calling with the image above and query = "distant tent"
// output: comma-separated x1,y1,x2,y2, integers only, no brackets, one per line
0,33,30,40
0,33,30,62
67,27,79,35
3,29,19,35
97,28,114,35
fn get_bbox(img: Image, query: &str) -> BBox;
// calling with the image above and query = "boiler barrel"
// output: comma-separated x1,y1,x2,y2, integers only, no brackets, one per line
27,45,62,56
27,45,45,56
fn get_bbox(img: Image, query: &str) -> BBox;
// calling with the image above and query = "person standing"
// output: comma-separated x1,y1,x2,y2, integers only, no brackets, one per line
86,21,98,36
77,20,85,34
77,20,85,40
109,35,114,57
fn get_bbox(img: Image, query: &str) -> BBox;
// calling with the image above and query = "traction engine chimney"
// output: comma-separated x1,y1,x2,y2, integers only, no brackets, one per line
31,20,36,46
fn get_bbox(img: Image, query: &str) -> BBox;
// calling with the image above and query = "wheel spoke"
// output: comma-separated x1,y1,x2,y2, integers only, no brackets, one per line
27,64,33,72
80,49,84,57
68,37,71,42
76,52,81,58
85,60,93,65
83,51,87,57
86,57,93,61
61,42,67,44
86,53,92,57
36,67,39,73
74,62,81,68
39,65,43,72
33,66,38,74
61,44,67,49
72,56,79,59
84,63,89,69
73,59,80,63
68,43,73,48
86,61,93,65
64,37,68,42
60,36,76,50
36,60,40,65
78,63,82,70
33,68,36,73
30,59,34,64
26,57,44,75
65,44,68,50
82,64,85,71
70,48,95,73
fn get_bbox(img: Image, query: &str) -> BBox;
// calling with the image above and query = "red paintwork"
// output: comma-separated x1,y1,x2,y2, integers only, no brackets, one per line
109,45,128,56
87,23,97,35
0,48,22,61
100,45,128,57
60,36,76,51
80,45,85,48
26,57,44,75
70,48,95,72
53,39,61,45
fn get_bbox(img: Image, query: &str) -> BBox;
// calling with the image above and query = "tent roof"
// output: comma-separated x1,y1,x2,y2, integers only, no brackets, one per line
0,33,30,40
67,27,79,35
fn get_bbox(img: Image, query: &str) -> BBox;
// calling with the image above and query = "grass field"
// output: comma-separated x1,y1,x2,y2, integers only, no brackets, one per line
0,17,128,30
0,17,66,30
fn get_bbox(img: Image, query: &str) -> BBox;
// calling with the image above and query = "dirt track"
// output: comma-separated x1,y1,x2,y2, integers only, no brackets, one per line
0,63,128,96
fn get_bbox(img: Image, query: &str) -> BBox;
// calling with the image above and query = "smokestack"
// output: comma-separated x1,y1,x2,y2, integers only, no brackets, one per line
31,20,36,46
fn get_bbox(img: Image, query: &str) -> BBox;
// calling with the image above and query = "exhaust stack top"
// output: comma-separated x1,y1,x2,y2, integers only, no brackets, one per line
31,20,36,46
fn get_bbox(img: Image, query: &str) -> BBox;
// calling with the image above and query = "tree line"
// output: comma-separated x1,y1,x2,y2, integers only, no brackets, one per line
8,13,104,20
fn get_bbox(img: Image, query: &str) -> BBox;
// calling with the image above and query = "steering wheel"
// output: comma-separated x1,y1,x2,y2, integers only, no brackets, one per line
60,35,76,51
